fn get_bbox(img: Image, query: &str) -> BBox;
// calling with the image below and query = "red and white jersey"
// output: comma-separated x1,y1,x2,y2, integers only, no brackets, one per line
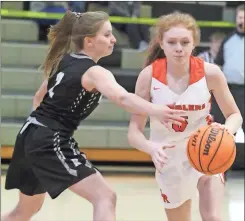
150,56,212,144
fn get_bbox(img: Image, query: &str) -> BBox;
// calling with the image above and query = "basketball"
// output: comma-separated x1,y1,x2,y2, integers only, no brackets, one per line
187,125,236,175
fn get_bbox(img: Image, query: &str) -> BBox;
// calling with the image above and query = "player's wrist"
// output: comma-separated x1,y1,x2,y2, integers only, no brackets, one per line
223,125,235,138
149,104,162,117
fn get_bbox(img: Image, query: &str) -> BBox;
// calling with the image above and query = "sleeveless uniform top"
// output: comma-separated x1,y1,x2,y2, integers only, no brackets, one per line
150,56,212,144
30,53,102,134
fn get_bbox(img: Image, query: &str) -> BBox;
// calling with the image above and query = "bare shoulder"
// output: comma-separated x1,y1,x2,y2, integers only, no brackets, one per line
135,64,152,99
204,62,223,79
204,61,227,90
82,65,113,91
86,65,111,76
136,65,152,88
138,64,152,79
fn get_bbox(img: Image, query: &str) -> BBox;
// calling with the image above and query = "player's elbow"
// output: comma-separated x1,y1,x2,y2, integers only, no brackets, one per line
115,91,130,107
127,122,140,146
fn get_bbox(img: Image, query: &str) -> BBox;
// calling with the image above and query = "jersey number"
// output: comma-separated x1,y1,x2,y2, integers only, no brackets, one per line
48,72,64,98
172,116,188,132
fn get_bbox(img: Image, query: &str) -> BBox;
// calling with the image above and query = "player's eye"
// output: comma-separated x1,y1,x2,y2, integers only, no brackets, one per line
105,33,111,37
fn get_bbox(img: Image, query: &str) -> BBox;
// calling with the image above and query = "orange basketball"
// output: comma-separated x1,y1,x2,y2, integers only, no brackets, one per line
187,125,236,175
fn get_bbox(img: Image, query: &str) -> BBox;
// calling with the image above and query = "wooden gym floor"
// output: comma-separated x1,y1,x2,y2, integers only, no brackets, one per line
1,168,244,221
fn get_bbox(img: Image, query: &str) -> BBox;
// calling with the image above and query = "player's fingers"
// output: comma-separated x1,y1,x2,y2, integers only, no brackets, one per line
156,167,163,174
160,162,166,168
161,120,172,131
211,122,222,127
162,145,175,149
153,154,164,164
167,115,186,123
168,109,187,115
158,151,168,161
153,161,162,172
161,117,183,127
154,156,169,170
159,150,173,163
159,155,170,166
167,118,183,126
212,123,233,136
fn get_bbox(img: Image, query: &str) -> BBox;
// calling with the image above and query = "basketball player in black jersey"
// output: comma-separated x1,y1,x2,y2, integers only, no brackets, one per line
3,11,186,221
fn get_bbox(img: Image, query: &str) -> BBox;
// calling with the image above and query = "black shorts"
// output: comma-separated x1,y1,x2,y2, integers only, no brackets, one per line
5,123,97,199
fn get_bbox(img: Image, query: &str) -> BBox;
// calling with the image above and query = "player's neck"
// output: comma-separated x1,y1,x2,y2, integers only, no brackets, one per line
76,49,101,63
166,59,190,78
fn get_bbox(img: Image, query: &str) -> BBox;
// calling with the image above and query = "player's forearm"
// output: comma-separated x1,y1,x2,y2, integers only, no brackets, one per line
119,93,158,116
224,113,243,134
128,129,153,155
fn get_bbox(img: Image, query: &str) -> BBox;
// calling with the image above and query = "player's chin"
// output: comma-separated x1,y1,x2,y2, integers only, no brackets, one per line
176,56,190,64
104,47,114,57
173,57,185,64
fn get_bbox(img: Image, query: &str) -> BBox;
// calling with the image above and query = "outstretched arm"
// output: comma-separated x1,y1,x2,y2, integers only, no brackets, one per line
83,65,186,120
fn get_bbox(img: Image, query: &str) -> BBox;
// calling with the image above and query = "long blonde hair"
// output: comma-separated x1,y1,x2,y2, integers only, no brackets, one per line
41,11,109,78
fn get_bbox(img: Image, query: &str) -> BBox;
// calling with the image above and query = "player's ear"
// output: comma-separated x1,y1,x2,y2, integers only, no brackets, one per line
84,37,94,47
158,38,164,50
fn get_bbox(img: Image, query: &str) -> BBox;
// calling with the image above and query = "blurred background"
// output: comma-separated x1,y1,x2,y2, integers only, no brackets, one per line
0,1,244,221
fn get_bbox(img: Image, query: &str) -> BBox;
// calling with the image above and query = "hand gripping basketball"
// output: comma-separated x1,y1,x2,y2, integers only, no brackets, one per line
211,122,235,139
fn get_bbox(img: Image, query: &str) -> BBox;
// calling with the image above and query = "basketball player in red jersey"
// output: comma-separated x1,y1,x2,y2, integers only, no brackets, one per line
128,12,242,221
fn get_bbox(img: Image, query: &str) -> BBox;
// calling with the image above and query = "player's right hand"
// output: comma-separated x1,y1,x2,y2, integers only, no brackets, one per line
150,143,175,172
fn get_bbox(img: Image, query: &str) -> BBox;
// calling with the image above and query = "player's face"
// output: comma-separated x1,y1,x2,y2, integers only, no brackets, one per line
160,25,195,64
91,20,116,57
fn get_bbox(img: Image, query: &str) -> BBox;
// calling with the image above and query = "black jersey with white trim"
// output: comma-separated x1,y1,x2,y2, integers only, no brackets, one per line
31,53,102,133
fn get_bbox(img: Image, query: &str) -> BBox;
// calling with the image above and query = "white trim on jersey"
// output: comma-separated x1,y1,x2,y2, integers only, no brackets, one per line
20,117,47,134
70,53,93,60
